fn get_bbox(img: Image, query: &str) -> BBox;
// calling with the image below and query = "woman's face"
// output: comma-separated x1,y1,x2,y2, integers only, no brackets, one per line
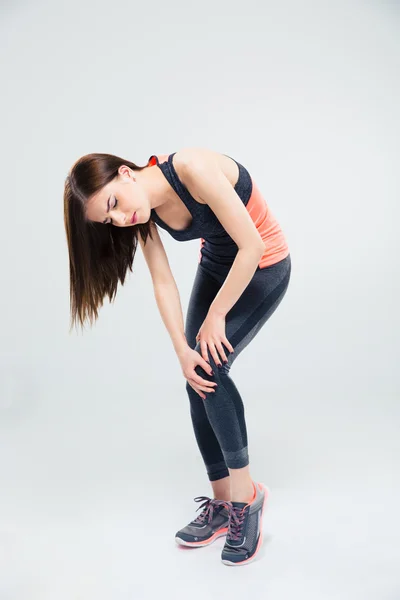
85,165,149,227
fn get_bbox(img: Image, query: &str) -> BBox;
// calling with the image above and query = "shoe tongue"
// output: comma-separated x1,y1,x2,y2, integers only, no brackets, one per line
231,501,247,509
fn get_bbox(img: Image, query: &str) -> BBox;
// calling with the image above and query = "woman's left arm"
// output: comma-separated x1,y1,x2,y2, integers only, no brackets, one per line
181,152,265,365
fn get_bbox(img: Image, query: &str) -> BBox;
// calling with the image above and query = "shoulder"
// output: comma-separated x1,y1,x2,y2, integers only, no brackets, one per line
172,147,239,189
171,148,223,203
172,146,221,172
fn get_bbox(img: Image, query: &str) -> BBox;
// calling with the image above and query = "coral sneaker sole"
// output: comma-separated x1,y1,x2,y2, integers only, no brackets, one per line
175,526,229,547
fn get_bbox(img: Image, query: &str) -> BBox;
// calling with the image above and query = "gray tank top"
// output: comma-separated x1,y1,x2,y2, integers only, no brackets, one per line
149,152,253,264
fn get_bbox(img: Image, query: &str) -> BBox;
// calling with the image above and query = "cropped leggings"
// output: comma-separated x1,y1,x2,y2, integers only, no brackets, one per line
184,253,291,482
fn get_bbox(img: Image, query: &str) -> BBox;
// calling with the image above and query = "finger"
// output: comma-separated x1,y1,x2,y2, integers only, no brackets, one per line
188,381,206,400
215,342,228,363
199,356,214,377
209,342,222,366
224,338,235,354
192,374,217,390
188,379,215,397
200,340,210,364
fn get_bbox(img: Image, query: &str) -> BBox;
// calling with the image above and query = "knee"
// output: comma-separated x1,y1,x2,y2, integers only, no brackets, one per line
192,344,231,377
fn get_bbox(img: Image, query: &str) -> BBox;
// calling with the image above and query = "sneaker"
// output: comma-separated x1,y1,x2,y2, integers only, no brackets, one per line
175,496,231,547
221,481,269,566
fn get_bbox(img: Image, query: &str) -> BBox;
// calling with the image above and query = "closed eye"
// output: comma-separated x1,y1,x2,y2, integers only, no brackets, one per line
105,197,118,225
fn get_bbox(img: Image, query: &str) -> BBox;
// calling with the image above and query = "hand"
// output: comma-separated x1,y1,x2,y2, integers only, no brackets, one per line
195,313,234,366
177,345,218,401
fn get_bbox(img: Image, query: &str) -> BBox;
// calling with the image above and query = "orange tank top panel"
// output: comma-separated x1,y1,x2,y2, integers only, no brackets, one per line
246,178,289,268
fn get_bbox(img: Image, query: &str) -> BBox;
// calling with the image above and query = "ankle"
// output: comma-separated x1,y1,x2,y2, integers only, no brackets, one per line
211,475,231,502
230,481,255,504
214,495,231,502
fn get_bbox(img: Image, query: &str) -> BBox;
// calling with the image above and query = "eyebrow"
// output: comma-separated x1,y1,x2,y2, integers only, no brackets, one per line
103,194,111,224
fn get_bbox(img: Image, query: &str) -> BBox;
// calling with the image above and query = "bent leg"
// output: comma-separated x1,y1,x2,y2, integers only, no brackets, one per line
193,255,291,476
185,264,230,481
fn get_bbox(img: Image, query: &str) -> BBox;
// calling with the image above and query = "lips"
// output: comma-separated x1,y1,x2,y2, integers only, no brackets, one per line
131,212,137,224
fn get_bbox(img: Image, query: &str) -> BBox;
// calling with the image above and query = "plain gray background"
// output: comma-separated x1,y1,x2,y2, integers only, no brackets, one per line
0,0,399,598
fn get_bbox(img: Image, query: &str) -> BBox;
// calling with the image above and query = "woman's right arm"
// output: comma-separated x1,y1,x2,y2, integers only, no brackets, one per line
139,222,188,356
139,224,216,398
153,281,189,357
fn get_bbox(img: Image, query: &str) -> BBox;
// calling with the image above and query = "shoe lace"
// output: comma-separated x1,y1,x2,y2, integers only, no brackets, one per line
227,505,247,541
192,496,231,525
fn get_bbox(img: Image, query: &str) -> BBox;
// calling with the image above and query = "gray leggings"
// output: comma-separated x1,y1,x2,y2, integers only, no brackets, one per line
184,253,291,481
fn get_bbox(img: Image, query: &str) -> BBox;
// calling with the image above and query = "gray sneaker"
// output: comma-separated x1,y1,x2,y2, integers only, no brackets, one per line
175,496,231,547
221,481,269,566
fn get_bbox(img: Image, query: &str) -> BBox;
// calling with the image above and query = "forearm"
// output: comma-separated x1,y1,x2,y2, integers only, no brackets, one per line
208,247,264,318
153,282,189,357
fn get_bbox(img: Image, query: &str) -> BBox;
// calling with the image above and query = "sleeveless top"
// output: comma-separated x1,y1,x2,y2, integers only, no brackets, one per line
148,152,289,269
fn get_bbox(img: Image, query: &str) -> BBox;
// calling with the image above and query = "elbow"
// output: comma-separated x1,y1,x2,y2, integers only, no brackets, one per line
257,243,265,256
240,243,265,257
255,238,265,256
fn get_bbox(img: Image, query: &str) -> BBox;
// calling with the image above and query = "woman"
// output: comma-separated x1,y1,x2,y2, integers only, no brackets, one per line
63,146,291,567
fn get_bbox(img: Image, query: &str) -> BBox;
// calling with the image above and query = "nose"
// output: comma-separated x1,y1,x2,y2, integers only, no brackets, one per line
111,210,127,226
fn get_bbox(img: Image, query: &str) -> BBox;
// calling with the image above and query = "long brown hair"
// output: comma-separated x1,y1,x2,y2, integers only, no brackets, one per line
63,152,157,333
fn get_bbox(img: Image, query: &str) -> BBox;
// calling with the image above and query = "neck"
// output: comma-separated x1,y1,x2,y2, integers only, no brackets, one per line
135,161,174,211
